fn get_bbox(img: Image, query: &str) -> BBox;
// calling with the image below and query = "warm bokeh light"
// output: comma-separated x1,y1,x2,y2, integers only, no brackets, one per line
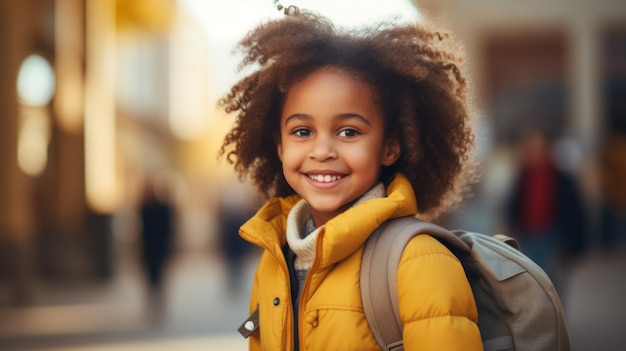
16,54,56,107
85,0,118,213
17,106,51,177
16,53,55,178
168,12,210,141
54,0,84,134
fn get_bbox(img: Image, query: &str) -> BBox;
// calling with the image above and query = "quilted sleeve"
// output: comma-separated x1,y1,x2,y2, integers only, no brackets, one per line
397,234,483,351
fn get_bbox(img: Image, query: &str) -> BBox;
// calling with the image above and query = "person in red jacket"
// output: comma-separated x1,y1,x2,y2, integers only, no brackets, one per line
505,129,588,292
219,6,482,350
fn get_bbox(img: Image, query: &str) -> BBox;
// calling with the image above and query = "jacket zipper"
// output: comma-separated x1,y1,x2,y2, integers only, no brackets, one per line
279,250,295,351
297,237,324,350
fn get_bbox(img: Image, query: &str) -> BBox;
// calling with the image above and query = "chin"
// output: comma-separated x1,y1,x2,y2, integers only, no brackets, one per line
307,201,348,216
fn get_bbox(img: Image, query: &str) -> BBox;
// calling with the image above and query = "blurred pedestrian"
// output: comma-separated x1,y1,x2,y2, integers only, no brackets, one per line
505,129,587,292
217,179,260,293
139,177,175,322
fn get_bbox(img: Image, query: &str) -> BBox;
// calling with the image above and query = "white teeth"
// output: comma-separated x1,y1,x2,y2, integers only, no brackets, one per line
309,174,342,183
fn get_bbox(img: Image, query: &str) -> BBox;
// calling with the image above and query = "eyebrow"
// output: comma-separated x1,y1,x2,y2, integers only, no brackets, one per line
283,113,372,126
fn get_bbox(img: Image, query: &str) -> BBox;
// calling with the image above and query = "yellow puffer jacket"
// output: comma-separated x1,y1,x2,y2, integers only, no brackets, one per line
239,174,482,351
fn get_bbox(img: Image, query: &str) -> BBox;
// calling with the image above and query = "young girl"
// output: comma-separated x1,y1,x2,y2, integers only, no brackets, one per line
219,6,482,351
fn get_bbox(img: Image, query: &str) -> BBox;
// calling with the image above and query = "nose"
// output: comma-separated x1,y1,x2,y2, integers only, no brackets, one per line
310,134,337,161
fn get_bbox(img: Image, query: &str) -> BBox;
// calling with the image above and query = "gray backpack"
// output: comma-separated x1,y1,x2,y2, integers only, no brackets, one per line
360,216,571,351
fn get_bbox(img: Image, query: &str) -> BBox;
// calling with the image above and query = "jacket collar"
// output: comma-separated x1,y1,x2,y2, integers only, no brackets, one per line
239,173,418,267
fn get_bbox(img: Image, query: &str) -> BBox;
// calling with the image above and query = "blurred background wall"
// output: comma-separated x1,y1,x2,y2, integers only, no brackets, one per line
0,0,625,350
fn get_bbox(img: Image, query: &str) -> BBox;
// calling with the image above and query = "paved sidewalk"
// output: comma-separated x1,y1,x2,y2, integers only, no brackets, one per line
0,248,257,351
17,334,246,351
565,249,626,351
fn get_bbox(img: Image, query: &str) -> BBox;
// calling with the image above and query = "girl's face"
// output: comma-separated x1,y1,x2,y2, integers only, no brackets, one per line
277,67,400,227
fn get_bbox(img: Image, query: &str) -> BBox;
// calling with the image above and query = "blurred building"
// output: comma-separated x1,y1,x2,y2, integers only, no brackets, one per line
415,0,626,239
0,0,235,307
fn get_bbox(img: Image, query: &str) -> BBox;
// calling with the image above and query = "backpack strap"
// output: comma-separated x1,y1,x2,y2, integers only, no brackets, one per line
361,216,471,351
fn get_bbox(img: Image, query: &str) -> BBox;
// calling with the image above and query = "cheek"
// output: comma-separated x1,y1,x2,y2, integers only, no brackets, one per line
351,140,386,160
344,146,384,171
277,141,301,167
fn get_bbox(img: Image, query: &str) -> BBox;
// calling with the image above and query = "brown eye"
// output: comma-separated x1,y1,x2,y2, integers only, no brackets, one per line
338,128,359,138
292,128,312,137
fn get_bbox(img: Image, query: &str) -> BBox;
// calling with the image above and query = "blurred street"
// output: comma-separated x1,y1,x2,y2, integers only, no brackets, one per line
1,245,626,351
566,247,626,351
0,247,258,351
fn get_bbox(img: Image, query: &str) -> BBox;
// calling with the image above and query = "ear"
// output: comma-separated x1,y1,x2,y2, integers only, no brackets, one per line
276,137,284,162
381,138,401,166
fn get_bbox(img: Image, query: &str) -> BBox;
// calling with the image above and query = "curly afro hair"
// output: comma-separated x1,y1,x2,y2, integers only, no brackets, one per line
218,7,477,219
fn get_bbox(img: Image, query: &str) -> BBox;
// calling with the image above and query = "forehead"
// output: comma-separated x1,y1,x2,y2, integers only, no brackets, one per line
291,66,374,90
282,67,380,111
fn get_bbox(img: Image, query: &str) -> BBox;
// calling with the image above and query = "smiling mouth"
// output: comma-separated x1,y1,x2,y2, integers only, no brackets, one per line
307,174,343,183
